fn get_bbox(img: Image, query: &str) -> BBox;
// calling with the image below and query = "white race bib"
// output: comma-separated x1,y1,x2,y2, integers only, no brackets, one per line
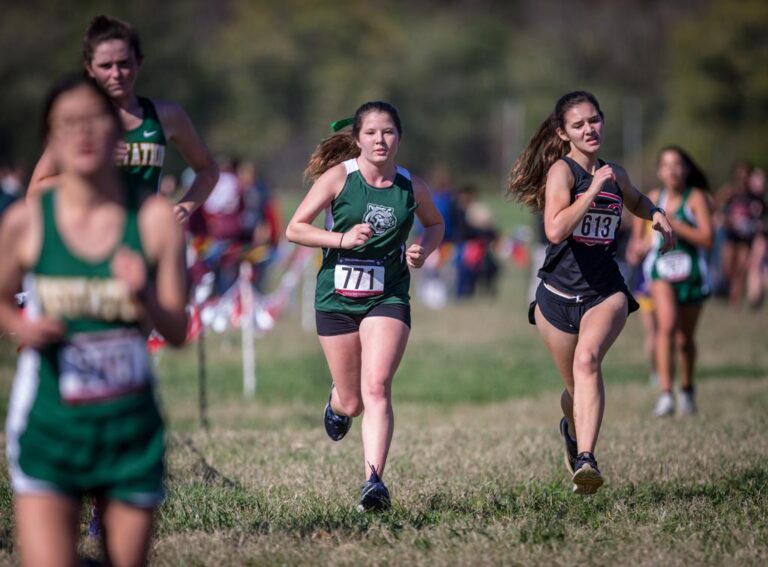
656,250,692,282
573,209,620,245
334,258,385,298
58,329,152,405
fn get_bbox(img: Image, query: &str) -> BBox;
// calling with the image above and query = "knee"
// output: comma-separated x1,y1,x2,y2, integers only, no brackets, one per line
363,380,391,405
337,392,364,417
573,350,599,379
676,333,696,355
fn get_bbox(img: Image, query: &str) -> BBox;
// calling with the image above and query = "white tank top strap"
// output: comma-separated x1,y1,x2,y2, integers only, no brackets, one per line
343,159,359,174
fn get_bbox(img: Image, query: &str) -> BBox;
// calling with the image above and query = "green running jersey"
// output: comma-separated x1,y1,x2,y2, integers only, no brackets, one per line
6,191,164,497
315,159,416,314
646,187,710,303
121,97,166,202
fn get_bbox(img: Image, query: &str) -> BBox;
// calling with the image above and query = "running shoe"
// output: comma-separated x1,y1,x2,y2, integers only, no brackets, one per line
559,417,578,474
678,390,697,416
654,392,675,417
323,385,351,441
358,463,391,512
572,452,604,495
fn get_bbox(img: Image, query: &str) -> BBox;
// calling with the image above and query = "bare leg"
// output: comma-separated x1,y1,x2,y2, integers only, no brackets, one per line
639,307,657,380
15,493,80,567
676,303,703,390
747,234,766,307
572,292,628,454
533,304,578,433
357,316,410,479
100,499,155,567
651,280,678,393
729,243,750,308
318,332,364,418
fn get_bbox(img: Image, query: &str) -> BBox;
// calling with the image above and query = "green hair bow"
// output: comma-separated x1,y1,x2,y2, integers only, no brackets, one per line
330,117,354,132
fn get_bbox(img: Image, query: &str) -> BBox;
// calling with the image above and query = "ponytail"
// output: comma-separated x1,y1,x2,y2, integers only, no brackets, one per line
506,114,569,211
303,131,360,183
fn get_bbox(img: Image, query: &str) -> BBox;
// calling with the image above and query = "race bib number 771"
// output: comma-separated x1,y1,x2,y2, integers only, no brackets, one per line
334,258,385,298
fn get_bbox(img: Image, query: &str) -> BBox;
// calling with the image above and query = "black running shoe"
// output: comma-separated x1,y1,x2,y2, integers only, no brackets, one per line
559,417,578,474
572,452,604,495
358,463,391,512
323,385,351,441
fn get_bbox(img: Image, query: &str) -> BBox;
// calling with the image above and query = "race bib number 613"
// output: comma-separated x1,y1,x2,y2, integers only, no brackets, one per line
573,209,620,245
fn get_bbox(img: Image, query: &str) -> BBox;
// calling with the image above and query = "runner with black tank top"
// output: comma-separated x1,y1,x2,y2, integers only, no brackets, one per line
27,15,218,224
286,101,444,512
506,91,675,495
644,147,713,418
0,75,187,567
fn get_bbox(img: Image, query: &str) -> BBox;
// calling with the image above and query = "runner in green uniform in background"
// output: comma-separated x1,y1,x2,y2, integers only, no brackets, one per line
286,101,444,511
0,75,187,567
27,15,218,224
645,146,713,417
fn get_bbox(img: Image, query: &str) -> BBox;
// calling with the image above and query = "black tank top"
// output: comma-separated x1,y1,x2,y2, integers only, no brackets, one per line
538,156,625,296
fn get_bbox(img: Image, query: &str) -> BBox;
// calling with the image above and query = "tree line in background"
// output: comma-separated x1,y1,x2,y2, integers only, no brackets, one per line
0,0,766,191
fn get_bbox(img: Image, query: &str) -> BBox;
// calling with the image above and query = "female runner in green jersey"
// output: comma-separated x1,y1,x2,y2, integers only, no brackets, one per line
644,146,713,417
0,75,187,567
27,15,218,224
286,102,444,511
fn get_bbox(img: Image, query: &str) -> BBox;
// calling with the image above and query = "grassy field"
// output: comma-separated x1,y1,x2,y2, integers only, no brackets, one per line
0,248,766,565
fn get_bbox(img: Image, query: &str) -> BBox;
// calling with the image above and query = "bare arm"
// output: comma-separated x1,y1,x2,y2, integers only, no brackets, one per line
285,164,373,249
668,189,714,249
156,101,219,223
626,189,658,266
26,148,60,200
615,166,675,253
406,176,445,268
114,196,188,346
0,201,64,347
542,160,606,244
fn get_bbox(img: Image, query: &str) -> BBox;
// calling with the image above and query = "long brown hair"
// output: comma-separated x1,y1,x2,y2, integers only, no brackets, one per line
303,101,402,183
658,145,710,192
82,15,144,64
506,91,604,211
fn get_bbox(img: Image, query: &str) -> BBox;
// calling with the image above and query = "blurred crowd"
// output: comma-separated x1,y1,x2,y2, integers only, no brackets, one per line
2,157,764,310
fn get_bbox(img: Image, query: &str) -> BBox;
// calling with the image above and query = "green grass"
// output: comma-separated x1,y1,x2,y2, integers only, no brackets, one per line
0,263,766,565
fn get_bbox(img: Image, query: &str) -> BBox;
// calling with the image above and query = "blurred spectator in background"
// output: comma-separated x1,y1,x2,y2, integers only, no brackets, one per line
746,167,767,308
1,163,23,218
452,185,477,298
464,201,500,297
428,164,456,243
716,160,764,308
201,157,243,294
237,160,282,293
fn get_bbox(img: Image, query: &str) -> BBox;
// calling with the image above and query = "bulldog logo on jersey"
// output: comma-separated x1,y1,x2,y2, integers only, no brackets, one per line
363,203,397,235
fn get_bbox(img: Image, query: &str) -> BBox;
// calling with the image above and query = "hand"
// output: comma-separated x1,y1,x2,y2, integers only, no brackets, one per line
111,247,148,296
174,203,191,226
406,244,426,268
16,317,64,349
114,140,129,165
340,224,373,249
652,211,677,253
587,165,616,195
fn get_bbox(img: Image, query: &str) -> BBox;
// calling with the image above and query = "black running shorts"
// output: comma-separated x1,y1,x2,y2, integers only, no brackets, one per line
316,303,411,336
528,282,638,335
